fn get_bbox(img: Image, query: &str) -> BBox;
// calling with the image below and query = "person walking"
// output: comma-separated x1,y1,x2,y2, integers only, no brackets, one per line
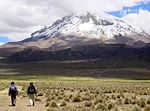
27,82,37,106
8,82,18,106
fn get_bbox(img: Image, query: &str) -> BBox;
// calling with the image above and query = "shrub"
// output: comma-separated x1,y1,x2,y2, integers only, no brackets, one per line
60,100,67,106
120,92,125,98
84,91,90,96
139,98,146,107
45,102,50,107
129,105,142,111
19,92,27,97
144,106,150,111
64,97,70,102
70,89,75,92
131,100,137,105
116,98,123,105
68,94,73,99
46,95,56,102
50,100,58,107
37,92,44,96
124,98,131,104
143,92,148,95
57,95,63,100
72,96,81,102
79,89,83,92
107,103,115,110
132,95,137,100
95,103,107,110
111,94,116,100
84,101,92,107
147,98,150,104
82,95,91,101
117,94,121,99
21,94,27,97
93,97,103,105
35,98,41,102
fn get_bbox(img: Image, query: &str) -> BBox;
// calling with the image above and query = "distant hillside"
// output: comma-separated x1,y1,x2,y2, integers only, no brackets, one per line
6,44,150,67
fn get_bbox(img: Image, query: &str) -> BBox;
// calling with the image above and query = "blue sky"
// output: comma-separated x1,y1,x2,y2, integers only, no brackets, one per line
0,36,11,42
0,36,12,45
109,1,150,17
0,0,150,45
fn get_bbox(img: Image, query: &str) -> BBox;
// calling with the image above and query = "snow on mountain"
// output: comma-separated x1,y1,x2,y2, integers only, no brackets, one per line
30,11,150,44
1,11,150,50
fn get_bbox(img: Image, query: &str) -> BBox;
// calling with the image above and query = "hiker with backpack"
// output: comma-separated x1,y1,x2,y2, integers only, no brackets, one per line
27,82,37,106
8,82,18,106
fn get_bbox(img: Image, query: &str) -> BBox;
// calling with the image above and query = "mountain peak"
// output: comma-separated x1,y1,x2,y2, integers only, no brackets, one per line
30,11,150,44
1,11,150,50
1,11,150,62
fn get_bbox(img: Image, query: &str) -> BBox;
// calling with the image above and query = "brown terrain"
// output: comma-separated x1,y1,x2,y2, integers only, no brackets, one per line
0,86,45,111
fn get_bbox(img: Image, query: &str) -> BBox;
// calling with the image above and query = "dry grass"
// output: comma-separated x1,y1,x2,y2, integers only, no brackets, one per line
1,78,150,111
26,81,150,111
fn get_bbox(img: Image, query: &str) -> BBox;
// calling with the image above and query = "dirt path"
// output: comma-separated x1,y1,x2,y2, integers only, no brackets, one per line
0,85,46,111
0,95,46,111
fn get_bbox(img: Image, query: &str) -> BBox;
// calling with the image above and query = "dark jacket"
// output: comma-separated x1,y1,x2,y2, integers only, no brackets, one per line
9,85,18,96
27,85,37,94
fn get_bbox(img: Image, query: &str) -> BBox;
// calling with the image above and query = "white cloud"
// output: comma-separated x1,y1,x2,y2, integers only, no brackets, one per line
0,42,4,46
22,0,144,13
0,0,61,41
0,0,148,41
123,9,150,34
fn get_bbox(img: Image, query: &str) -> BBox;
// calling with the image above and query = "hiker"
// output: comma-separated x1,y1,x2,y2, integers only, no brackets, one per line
8,82,18,106
27,82,37,106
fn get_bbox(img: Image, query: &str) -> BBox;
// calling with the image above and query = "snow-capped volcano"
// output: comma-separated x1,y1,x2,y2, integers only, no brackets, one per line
1,11,150,49
1,11,150,63
31,11,150,43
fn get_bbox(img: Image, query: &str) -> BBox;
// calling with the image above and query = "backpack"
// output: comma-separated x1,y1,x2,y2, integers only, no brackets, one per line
10,85,17,92
28,86,35,94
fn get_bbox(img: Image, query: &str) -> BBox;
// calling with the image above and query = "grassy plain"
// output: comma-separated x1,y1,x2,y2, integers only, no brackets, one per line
0,61,150,110
0,76,150,111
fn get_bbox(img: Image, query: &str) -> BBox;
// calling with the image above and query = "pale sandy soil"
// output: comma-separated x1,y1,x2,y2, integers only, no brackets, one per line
0,95,45,111
0,87,45,111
